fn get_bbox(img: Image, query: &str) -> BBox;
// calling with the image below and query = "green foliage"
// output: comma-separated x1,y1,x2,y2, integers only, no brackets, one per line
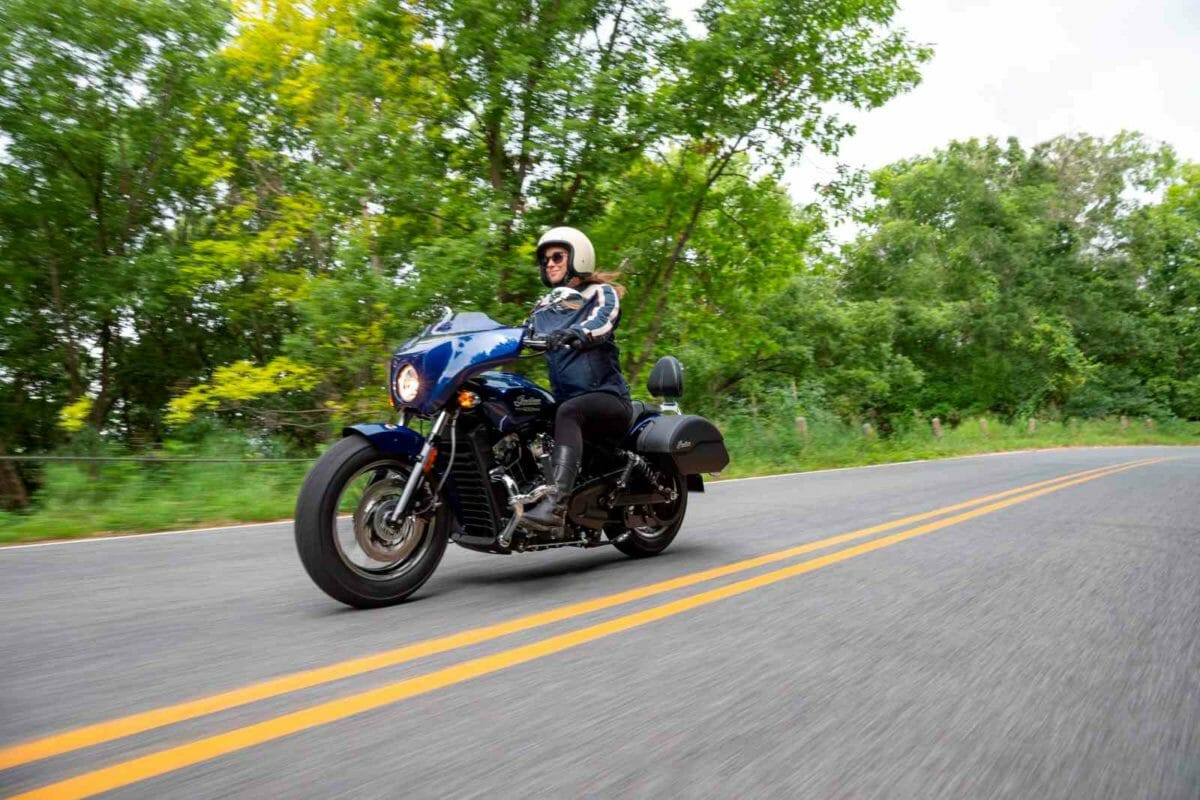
0,0,235,450
165,356,319,425
2,0,932,455
835,134,1188,422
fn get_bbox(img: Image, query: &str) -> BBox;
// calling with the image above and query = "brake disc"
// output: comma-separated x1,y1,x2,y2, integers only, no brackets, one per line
353,478,427,563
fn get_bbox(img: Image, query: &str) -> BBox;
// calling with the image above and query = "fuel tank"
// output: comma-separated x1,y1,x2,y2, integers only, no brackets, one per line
467,371,556,434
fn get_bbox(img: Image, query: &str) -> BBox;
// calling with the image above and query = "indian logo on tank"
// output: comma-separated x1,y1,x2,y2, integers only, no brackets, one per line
513,396,542,412
676,439,693,450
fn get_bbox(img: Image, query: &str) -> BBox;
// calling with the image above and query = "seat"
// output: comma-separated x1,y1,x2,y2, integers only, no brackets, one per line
629,399,661,427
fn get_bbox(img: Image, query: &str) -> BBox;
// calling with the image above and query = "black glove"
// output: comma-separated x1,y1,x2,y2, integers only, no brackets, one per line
546,328,586,351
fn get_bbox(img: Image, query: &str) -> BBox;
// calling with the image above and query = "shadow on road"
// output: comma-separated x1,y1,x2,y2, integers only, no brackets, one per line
437,541,724,590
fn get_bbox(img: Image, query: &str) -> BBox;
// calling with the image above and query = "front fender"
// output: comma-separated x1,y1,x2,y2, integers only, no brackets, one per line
342,423,425,461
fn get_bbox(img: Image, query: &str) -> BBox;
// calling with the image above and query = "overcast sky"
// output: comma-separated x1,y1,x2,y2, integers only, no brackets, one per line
673,0,1200,205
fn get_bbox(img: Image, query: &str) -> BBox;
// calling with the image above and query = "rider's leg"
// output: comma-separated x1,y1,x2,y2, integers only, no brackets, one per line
521,398,584,531
522,392,630,531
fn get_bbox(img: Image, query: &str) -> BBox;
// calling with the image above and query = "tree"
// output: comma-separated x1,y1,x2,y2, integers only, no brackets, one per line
840,134,1178,420
1127,163,1200,417
0,0,232,447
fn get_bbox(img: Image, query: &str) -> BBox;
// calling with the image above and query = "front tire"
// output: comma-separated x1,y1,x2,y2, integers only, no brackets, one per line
295,436,450,608
609,464,688,558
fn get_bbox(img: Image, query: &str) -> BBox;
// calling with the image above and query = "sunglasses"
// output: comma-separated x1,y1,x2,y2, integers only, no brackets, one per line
540,252,567,266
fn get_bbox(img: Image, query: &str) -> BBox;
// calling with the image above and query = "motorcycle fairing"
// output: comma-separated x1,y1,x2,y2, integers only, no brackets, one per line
390,318,525,416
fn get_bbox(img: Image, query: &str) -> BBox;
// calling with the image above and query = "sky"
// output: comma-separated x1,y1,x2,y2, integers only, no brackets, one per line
673,0,1200,206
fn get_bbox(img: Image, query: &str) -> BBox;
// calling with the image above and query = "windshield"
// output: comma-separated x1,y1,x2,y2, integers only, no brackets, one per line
424,311,507,337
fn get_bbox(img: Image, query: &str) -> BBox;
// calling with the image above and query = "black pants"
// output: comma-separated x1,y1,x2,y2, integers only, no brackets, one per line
555,392,633,453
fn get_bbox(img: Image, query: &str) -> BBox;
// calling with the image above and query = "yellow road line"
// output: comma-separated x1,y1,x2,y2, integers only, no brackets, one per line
7,458,1159,800
0,460,1151,773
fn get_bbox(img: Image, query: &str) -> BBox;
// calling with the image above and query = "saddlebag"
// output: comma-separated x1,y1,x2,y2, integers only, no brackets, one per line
634,414,729,474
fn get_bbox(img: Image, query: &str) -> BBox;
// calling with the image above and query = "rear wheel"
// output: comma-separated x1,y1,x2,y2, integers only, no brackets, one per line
609,464,688,558
295,436,450,608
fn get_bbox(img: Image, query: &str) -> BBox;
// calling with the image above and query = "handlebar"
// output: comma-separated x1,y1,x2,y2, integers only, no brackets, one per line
523,333,583,352
523,335,551,352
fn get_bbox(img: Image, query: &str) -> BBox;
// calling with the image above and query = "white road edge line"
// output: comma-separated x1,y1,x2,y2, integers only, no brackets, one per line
0,445,1186,551
0,519,296,550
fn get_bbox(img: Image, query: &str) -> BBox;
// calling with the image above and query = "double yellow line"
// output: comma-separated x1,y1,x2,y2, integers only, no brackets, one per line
4,458,1160,800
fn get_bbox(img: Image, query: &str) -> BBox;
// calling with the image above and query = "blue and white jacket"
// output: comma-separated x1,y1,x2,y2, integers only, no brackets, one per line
529,283,631,403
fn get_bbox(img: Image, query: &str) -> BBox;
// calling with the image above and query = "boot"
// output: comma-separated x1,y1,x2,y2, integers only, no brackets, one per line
521,444,580,533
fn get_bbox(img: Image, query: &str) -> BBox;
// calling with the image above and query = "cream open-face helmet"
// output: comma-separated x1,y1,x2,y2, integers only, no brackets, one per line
536,226,596,287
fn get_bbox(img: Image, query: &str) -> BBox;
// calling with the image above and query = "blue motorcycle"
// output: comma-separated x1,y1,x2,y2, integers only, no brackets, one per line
294,308,729,607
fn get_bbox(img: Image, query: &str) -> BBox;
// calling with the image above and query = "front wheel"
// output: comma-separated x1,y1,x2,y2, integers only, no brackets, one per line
609,464,688,558
295,436,450,608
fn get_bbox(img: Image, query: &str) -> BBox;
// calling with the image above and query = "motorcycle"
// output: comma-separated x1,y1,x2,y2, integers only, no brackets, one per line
294,307,730,608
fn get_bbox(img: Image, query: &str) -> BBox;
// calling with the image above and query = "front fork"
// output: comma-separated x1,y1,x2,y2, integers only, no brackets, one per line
387,409,451,524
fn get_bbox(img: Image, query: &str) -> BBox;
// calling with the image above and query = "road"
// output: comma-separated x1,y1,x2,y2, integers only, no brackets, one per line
1,446,1198,799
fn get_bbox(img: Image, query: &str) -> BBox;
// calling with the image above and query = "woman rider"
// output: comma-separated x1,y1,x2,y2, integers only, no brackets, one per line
522,226,633,532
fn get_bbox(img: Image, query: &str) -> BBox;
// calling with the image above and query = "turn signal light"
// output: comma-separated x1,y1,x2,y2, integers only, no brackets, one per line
423,447,438,473
458,390,480,409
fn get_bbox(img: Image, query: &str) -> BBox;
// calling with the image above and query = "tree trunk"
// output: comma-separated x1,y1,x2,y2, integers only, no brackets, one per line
0,460,30,511
88,320,116,429
43,225,84,399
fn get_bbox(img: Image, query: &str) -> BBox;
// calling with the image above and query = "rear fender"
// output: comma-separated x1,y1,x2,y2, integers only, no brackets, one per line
342,423,425,461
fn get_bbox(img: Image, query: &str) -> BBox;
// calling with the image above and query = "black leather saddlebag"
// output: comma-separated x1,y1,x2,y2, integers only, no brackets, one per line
634,414,729,474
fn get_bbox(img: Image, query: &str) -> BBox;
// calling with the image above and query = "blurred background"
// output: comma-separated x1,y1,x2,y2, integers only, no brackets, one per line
1,0,1198,540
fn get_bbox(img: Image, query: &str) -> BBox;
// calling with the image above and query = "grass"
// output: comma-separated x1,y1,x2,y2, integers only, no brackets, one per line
0,461,309,543
1,415,1196,543
717,413,1200,478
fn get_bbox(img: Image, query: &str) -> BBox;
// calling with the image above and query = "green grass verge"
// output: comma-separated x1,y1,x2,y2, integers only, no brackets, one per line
0,461,310,543
1,416,1196,543
714,414,1200,479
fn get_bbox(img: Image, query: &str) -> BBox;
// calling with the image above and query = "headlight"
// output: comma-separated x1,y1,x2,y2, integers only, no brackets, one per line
395,365,421,403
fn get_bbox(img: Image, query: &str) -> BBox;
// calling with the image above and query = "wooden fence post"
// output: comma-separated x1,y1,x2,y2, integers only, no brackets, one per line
795,416,808,438
1027,418,1037,434
1144,417,1155,431
932,418,943,439
1120,415,1129,431
862,423,875,440
978,418,989,437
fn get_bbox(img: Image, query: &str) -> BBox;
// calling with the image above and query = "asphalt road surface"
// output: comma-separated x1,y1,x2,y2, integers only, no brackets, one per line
2,446,1198,799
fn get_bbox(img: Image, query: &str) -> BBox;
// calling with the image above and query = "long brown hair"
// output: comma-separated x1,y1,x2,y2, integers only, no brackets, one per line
578,271,627,298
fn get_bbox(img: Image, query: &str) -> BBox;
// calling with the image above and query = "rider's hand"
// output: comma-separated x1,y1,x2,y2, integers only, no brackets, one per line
546,328,585,351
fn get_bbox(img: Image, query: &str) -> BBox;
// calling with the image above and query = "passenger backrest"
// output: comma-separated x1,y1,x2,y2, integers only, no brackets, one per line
647,356,684,399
